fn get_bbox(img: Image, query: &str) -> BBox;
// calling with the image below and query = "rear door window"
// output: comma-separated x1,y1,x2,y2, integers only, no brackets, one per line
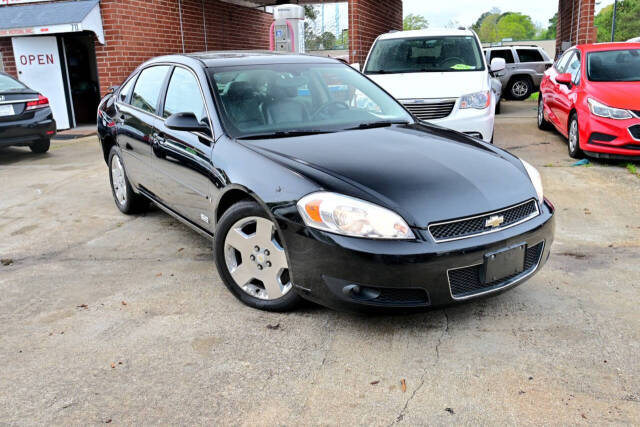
555,50,574,73
130,65,170,114
566,52,581,83
489,49,515,64
516,49,544,63
118,76,136,103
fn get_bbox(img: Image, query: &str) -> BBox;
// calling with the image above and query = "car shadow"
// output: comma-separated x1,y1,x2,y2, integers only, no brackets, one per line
0,146,49,166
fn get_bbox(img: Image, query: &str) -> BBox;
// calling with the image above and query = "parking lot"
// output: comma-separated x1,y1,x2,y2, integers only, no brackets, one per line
1,101,639,425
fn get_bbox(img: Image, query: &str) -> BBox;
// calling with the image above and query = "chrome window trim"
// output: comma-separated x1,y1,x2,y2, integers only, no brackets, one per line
428,199,540,243
399,98,458,105
447,241,545,301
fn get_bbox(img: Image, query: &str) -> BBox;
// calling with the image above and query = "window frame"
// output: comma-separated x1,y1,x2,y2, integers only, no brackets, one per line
566,50,582,85
554,49,575,74
127,65,172,117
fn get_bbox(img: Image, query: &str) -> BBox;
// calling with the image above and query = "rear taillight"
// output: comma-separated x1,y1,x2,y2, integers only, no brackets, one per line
26,94,49,111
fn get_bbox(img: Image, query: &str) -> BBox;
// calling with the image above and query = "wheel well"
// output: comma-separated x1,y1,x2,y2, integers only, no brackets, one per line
508,74,533,85
100,134,116,164
568,108,577,130
216,189,254,223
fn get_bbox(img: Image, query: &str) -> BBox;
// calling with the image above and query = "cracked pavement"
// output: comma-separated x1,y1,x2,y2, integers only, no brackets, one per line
1,101,639,425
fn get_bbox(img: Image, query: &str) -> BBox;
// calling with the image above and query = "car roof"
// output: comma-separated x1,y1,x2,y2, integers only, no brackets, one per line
377,28,475,40
148,51,340,68
576,42,640,52
485,45,541,50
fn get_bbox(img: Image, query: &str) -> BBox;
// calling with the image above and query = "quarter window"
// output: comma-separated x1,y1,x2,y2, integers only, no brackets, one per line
130,65,170,114
163,67,207,123
489,49,515,64
516,49,544,63
566,52,581,83
555,50,574,73
118,76,136,103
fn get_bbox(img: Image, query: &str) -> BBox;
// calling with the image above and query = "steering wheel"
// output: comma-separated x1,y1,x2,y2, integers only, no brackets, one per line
312,101,349,120
439,57,467,68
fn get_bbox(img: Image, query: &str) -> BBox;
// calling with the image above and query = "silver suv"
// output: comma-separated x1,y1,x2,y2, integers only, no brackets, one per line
484,45,552,100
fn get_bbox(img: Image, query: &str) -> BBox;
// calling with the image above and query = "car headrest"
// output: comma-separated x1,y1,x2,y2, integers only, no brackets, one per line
226,81,256,101
267,84,298,100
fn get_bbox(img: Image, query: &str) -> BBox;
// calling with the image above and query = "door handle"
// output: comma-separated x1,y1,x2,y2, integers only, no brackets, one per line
152,132,167,146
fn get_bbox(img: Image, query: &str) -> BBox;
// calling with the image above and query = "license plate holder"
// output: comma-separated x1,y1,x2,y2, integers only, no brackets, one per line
483,244,526,284
0,104,15,117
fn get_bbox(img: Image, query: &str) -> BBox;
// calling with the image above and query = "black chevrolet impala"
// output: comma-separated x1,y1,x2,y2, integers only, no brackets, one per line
97,52,554,312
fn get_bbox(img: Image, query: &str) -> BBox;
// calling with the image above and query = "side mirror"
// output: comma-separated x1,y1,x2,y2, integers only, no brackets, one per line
108,85,120,94
490,57,506,73
555,72,573,87
166,112,210,134
350,63,361,71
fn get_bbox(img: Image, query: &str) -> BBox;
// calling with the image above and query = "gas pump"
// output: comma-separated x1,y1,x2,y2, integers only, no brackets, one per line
269,4,305,53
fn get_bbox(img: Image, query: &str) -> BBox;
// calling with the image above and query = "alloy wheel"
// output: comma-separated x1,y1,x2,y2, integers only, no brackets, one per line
512,81,528,98
224,216,292,300
111,154,127,205
538,98,544,126
569,119,579,152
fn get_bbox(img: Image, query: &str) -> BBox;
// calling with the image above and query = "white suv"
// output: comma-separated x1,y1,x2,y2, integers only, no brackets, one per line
359,28,504,143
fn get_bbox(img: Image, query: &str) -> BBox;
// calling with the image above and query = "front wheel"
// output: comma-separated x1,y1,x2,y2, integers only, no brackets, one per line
214,201,301,312
568,113,584,159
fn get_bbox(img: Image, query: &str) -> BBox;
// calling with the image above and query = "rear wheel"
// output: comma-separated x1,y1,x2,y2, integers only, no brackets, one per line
29,138,50,153
108,146,148,214
537,95,552,130
568,113,584,159
509,77,532,101
214,200,300,311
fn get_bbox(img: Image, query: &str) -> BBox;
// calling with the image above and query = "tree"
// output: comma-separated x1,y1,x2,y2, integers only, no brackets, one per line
304,5,320,50
472,8,501,33
403,14,429,31
542,13,557,40
319,32,337,50
496,12,536,41
478,13,501,42
595,0,640,42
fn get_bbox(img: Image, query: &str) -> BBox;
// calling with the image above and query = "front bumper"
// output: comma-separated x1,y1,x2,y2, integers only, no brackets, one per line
279,199,554,312
581,115,640,160
0,108,56,148
431,103,495,143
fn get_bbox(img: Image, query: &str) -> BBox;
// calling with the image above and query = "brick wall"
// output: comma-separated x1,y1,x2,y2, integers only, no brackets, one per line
348,0,403,65
0,0,272,95
556,0,596,56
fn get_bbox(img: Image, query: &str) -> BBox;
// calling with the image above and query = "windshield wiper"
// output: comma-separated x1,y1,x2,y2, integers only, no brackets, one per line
345,120,411,130
237,129,336,140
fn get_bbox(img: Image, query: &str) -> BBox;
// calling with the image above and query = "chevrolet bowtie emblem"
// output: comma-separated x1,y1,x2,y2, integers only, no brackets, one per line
485,215,505,228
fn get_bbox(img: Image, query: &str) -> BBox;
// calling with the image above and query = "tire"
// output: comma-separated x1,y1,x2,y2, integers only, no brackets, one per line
567,113,584,159
509,77,533,101
108,146,148,214
214,200,301,312
537,94,552,130
29,138,50,153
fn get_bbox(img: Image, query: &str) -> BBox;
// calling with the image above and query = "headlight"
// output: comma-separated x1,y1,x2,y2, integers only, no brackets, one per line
521,159,543,201
460,90,491,109
297,192,415,240
587,98,632,120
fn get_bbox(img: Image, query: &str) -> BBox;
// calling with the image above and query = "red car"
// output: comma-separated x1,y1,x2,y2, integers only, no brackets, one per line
538,43,640,159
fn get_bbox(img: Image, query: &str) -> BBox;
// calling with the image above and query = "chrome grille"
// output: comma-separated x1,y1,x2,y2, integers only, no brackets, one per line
402,99,456,120
448,242,544,299
428,200,539,243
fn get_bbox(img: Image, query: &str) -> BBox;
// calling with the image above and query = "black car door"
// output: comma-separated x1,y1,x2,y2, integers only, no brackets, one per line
116,65,171,196
153,65,218,234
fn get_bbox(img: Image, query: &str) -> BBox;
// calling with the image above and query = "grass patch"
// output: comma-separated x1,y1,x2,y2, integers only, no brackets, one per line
528,92,539,101
627,163,640,178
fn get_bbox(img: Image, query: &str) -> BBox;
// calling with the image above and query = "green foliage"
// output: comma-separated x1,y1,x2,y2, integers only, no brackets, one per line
541,13,557,40
496,12,536,41
478,13,501,42
595,0,640,42
403,14,429,31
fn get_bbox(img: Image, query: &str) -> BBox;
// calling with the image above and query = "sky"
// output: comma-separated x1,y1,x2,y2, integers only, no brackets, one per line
403,0,616,29
306,1,618,38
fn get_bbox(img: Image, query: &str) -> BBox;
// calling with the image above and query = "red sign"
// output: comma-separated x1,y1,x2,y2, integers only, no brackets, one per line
19,53,54,65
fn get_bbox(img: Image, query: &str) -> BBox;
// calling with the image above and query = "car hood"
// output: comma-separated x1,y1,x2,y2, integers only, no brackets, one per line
366,71,488,100
588,82,640,110
246,124,536,228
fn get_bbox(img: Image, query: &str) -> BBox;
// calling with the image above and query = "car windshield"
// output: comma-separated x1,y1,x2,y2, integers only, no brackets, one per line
0,74,27,91
365,36,485,74
587,49,640,82
209,63,413,139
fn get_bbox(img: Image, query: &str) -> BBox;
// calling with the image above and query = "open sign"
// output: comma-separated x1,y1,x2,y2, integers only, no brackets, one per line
19,54,55,66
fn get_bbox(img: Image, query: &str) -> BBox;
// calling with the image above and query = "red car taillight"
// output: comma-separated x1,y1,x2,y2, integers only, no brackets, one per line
26,94,49,111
